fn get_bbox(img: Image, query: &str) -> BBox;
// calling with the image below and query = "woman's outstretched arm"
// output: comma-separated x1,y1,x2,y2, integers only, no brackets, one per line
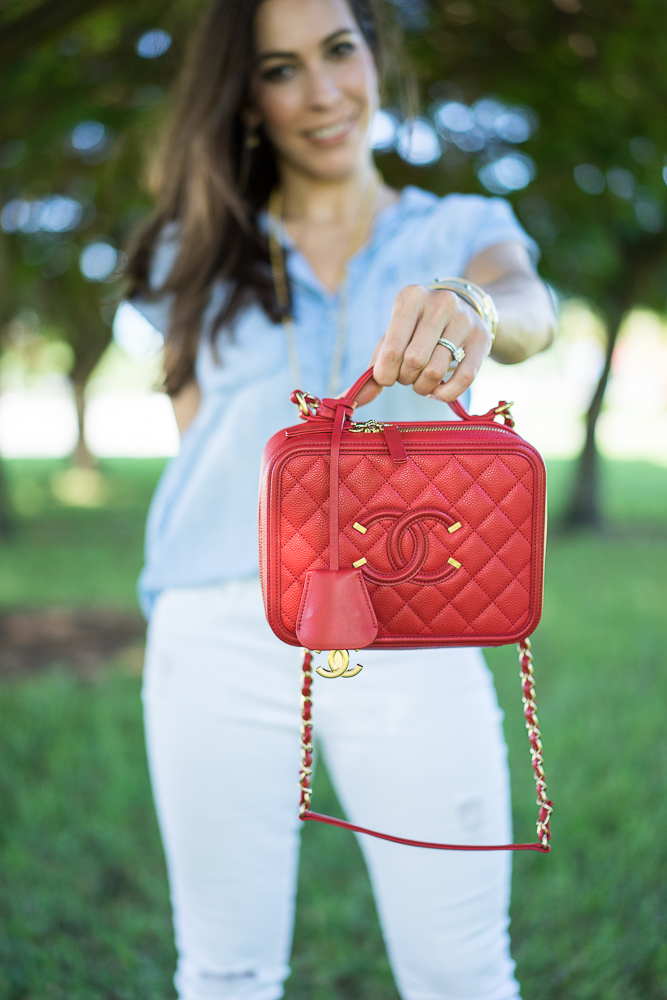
356,240,557,406
465,241,556,365
171,379,201,434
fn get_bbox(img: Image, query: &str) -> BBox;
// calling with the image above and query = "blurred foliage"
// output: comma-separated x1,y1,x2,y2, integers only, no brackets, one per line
0,0,208,464
3,0,667,339
1,0,667,502
381,0,667,524
388,0,667,316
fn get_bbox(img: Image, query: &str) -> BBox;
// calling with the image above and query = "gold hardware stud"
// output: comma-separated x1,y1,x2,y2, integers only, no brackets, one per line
349,419,385,433
447,557,461,569
353,557,367,568
353,522,367,534
448,522,462,533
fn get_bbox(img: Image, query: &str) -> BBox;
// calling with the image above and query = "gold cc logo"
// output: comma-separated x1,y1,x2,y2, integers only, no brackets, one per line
315,649,364,678
355,507,463,586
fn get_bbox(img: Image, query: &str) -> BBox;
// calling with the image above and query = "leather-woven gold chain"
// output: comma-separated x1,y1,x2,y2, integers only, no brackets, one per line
518,638,553,848
299,650,314,817
300,641,552,849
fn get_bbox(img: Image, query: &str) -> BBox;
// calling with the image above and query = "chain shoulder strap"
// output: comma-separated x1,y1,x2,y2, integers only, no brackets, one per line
298,639,552,853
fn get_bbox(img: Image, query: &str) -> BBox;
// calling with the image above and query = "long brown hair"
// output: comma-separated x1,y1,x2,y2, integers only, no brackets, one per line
125,0,409,395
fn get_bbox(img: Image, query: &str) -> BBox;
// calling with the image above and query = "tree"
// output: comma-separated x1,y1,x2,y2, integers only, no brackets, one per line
381,0,667,527
0,0,208,467
2,0,666,519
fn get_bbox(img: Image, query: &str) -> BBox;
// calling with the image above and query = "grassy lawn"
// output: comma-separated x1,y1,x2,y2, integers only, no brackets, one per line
0,457,665,999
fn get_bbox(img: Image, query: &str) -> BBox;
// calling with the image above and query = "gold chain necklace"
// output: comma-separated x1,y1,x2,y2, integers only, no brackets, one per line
268,171,382,393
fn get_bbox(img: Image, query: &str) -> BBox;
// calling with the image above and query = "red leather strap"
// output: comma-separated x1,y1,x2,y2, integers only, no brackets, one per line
328,403,348,571
446,398,472,421
382,423,408,463
301,812,546,852
345,367,513,426
298,644,552,853
345,366,378,402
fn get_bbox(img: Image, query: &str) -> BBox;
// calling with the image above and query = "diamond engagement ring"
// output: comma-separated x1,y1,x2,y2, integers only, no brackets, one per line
437,338,465,364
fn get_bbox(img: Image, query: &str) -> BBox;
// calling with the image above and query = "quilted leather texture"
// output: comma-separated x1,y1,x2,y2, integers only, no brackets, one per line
260,425,546,649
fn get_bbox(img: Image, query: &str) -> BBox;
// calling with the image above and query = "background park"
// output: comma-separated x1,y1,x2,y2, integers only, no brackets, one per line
1,0,666,997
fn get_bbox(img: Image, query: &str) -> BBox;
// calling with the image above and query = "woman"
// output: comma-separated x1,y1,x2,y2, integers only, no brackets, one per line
127,0,556,997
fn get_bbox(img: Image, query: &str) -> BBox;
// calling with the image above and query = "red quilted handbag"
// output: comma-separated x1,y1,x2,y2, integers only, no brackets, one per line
259,366,552,853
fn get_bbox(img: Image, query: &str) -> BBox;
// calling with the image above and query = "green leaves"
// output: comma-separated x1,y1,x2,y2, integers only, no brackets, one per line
383,0,667,314
0,0,202,392
2,0,667,372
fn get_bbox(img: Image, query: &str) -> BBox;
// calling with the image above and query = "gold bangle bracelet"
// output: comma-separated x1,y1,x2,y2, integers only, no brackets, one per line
429,278,498,341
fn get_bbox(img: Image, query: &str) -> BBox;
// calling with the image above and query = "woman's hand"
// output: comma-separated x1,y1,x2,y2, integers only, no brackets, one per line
354,284,492,407
352,243,557,408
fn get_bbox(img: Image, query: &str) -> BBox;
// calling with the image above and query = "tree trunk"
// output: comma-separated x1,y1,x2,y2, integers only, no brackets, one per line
0,459,12,539
563,306,626,529
72,378,96,469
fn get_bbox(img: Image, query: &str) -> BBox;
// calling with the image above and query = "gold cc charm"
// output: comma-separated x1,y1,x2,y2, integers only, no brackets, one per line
315,649,364,679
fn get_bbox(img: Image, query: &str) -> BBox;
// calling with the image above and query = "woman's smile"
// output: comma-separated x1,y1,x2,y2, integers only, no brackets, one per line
302,112,360,146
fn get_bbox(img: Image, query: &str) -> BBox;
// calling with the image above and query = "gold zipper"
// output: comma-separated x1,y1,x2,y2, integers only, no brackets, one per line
399,424,510,434
349,420,510,434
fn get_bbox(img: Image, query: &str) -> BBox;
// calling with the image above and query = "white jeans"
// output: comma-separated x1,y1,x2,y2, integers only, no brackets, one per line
142,578,521,1000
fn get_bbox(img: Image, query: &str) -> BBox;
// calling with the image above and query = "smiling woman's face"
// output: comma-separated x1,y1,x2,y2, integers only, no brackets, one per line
250,0,379,181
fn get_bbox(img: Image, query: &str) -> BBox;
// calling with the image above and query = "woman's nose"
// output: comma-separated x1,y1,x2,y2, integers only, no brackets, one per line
305,65,342,109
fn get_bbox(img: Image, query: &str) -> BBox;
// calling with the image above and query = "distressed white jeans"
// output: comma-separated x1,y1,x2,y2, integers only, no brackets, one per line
142,578,521,1000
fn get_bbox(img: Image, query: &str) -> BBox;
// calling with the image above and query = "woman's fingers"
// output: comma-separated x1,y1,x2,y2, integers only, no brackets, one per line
396,289,462,386
373,286,457,388
410,308,475,396
362,285,492,407
429,333,489,402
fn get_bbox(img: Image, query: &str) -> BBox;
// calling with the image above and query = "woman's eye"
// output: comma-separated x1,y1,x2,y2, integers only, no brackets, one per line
262,63,295,83
328,41,355,59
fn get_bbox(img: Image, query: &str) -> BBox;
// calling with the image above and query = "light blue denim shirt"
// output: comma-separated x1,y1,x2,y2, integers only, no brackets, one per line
133,186,537,618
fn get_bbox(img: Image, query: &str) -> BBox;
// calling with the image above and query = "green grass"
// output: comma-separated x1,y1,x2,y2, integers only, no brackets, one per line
0,457,666,999
0,459,166,609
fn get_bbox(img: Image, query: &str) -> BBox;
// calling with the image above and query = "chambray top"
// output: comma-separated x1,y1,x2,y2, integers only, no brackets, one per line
133,186,537,618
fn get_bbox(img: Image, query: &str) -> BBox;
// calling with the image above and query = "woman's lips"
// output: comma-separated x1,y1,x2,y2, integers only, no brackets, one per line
303,116,358,147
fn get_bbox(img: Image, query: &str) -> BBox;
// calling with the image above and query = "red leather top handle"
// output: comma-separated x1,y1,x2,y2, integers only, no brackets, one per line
345,367,513,427
345,367,473,414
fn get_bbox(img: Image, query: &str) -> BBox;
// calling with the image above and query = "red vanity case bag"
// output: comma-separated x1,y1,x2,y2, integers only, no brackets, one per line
259,366,552,853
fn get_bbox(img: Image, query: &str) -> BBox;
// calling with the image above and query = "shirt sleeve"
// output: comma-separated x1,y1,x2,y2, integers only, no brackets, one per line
433,193,540,275
127,222,179,335
467,195,539,267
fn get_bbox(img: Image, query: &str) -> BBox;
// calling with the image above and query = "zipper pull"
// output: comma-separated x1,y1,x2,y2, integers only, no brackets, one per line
383,424,408,463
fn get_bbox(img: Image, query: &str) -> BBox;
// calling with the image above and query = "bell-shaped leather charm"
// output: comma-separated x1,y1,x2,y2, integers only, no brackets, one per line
296,568,378,651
